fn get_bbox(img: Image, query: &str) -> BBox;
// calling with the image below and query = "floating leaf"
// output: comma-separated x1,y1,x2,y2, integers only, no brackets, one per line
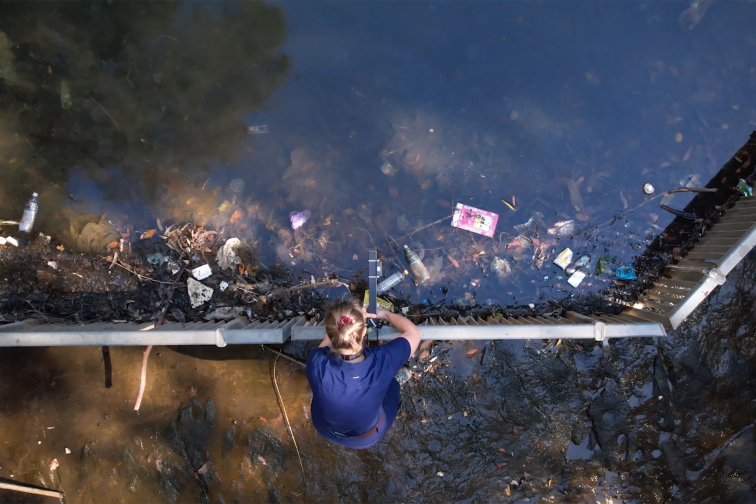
197,461,210,475
447,255,460,269
466,349,478,355
389,187,399,197
140,229,157,240
421,179,432,190
501,197,517,211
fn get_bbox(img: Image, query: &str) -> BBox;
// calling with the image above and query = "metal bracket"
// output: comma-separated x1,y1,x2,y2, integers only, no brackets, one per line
707,267,726,286
593,321,607,342
215,328,227,348
367,250,381,330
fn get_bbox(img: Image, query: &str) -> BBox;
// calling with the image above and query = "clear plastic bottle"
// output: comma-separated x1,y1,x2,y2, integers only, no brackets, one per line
403,245,430,283
377,271,406,293
18,192,39,233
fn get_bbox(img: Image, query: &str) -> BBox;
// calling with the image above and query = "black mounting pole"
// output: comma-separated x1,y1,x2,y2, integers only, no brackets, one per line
367,250,381,332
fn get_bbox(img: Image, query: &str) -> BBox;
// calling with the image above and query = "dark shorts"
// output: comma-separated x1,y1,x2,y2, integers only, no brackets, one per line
314,379,401,450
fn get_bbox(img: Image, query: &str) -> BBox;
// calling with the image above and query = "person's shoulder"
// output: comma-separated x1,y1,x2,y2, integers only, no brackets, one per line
373,337,410,360
306,347,328,370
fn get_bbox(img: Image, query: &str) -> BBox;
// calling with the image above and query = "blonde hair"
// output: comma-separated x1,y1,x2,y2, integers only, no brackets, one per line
324,299,366,355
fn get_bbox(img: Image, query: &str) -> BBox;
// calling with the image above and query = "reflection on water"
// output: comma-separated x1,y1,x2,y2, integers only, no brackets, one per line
1,1,754,308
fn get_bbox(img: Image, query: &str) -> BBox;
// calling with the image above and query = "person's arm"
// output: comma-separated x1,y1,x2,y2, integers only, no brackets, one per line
377,309,422,356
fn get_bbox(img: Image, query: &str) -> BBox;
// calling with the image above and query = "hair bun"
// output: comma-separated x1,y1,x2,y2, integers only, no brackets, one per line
337,315,353,330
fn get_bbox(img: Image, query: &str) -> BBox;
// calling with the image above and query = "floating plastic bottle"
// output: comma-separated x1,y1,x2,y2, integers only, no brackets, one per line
403,245,430,283
377,271,406,293
18,192,39,233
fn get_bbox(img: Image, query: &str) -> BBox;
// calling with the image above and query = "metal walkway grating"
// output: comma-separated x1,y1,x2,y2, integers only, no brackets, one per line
621,157,756,329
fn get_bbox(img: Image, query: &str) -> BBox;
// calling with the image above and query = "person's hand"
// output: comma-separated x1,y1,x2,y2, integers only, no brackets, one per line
375,308,391,320
359,304,378,320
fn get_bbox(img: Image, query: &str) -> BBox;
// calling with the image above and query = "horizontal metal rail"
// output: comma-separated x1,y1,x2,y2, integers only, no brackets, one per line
0,311,665,347
291,311,665,341
0,317,305,347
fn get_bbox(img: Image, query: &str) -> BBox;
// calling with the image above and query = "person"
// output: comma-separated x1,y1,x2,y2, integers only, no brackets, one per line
306,299,422,449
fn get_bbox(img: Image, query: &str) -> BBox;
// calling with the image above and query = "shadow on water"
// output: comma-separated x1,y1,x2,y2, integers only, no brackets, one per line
0,0,289,237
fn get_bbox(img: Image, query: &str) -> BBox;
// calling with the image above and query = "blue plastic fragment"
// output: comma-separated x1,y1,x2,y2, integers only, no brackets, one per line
616,264,637,280
736,179,753,197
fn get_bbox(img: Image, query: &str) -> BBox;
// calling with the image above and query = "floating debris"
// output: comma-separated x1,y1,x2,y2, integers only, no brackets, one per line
451,203,498,238
404,245,430,283
216,238,243,270
547,220,575,237
660,205,698,220
191,264,212,280
500,197,517,211
60,81,72,110
492,256,512,280
643,183,655,195
616,264,637,280
531,241,548,269
566,254,591,276
289,210,311,230
736,179,753,197
229,178,245,193
246,125,268,134
553,248,573,271
408,240,425,260
567,271,586,288
187,277,213,308
380,160,397,176
593,255,611,275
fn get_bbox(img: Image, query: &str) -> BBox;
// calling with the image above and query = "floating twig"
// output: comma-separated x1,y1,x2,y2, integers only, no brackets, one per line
0,481,64,499
111,259,174,285
660,204,699,220
666,187,718,194
87,92,121,132
159,34,180,43
405,215,452,237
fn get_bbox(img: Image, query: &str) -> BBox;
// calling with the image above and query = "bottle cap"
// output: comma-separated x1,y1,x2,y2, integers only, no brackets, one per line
32,192,38,197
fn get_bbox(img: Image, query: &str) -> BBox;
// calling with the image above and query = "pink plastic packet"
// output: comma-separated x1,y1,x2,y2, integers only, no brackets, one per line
451,203,499,238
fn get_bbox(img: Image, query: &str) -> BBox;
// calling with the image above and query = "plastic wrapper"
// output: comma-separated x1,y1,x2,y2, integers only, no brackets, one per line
451,203,498,238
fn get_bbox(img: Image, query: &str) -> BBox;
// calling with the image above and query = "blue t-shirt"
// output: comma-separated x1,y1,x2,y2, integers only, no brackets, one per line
307,337,411,436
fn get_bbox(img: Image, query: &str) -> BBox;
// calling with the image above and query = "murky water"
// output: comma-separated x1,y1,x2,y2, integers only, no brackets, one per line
2,1,756,502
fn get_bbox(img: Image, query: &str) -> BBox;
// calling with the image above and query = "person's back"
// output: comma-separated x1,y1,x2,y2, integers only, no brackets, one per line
306,299,421,449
